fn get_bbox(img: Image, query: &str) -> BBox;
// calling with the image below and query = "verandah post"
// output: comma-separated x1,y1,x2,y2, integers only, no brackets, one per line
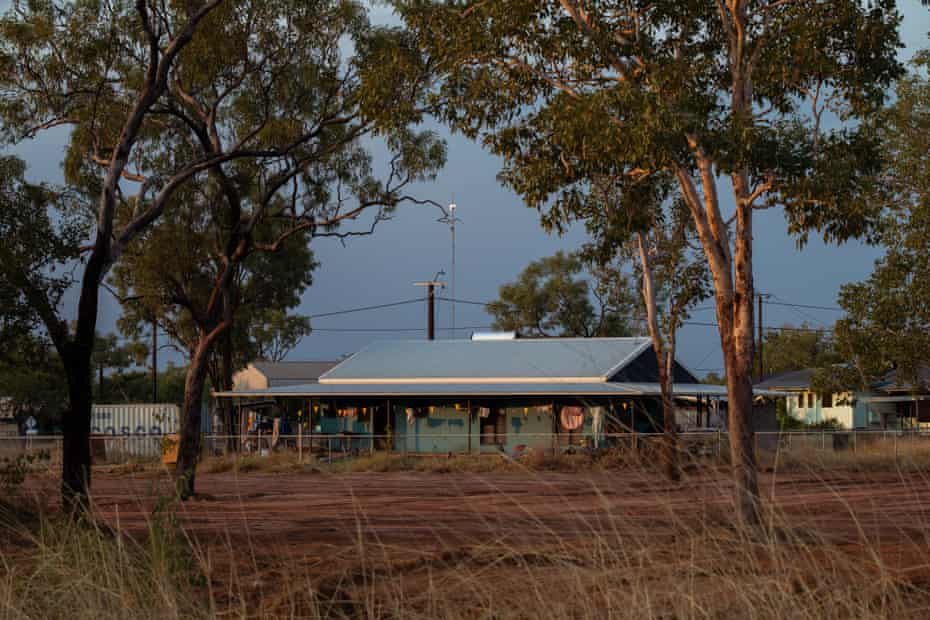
467,399,472,456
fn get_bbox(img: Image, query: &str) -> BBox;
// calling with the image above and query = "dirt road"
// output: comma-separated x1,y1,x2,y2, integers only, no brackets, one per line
27,468,929,558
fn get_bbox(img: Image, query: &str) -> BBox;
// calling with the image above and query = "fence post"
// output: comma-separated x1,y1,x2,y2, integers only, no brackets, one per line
328,436,332,461
853,429,857,453
893,431,898,464
298,423,302,464
821,429,825,451
716,429,722,463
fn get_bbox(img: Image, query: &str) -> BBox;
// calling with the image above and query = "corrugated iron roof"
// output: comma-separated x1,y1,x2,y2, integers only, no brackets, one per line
753,368,815,390
319,338,652,383
213,381,733,398
251,361,341,385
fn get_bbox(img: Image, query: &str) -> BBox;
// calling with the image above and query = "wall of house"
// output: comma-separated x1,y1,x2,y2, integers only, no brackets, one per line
392,405,473,454
785,391,873,429
389,404,601,455
491,406,553,454
232,365,269,391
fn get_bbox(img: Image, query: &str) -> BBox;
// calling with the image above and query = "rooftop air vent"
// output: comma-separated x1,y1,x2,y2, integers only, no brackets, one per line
470,331,517,341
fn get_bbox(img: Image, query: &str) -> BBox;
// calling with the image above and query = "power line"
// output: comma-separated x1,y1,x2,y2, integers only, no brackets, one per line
764,300,843,312
435,296,489,307
307,296,839,335
308,298,425,319
310,325,493,333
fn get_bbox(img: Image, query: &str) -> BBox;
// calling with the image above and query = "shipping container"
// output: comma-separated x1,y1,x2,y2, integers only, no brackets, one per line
91,403,180,436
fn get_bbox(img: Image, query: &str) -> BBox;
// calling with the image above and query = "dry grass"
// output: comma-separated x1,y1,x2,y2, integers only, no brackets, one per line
760,435,930,473
4,464,930,619
7,441,930,618
195,445,676,476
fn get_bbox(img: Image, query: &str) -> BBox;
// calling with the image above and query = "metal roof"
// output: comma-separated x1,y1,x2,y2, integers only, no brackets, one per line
319,338,653,384
251,361,341,385
213,381,734,399
754,369,815,391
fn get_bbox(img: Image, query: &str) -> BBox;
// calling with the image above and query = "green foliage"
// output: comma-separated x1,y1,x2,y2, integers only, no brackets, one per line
395,0,902,242
702,373,726,386
0,156,86,350
99,364,189,405
775,411,842,432
0,331,67,430
486,251,637,337
830,55,930,390
762,324,839,378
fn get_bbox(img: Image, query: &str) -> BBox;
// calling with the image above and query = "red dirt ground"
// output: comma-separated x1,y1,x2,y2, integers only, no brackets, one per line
22,467,930,567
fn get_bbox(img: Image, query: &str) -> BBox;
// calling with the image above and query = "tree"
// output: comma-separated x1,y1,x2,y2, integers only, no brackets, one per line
0,331,68,432
109,0,445,497
486,251,637,337
0,0,443,503
580,176,710,480
92,333,147,402
761,324,838,378
0,0,230,509
249,309,311,363
396,0,901,524
828,53,930,392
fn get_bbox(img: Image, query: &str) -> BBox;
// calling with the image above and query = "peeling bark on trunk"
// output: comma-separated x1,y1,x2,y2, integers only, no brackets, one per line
175,338,212,499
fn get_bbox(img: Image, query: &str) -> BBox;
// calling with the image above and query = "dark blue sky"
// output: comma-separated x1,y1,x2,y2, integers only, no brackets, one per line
10,3,930,376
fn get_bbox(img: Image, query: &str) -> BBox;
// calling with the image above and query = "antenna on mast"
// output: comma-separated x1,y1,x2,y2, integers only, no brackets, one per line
438,197,462,337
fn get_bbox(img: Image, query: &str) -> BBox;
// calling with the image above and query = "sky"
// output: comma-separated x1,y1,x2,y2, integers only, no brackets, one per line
8,2,930,377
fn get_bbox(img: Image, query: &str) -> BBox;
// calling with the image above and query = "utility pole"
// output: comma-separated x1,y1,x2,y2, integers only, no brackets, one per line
438,202,462,337
414,275,445,340
152,318,158,403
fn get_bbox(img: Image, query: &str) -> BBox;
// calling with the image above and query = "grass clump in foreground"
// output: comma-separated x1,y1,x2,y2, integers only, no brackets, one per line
4,466,930,618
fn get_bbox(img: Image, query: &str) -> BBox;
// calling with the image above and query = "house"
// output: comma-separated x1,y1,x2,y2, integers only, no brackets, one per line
860,366,930,429
754,369,875,429
754,366,930,430
216,336,769,455
233,360,341,390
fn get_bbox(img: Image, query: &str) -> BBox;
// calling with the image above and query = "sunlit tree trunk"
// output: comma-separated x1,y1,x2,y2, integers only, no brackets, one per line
637,234,680,481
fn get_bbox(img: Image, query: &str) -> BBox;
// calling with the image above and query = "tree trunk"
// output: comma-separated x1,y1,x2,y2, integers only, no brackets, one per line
175,339,212,499
61,350,93,513
657,360,680,481
726,200,761,526
636,233,679,481
221,328,237,453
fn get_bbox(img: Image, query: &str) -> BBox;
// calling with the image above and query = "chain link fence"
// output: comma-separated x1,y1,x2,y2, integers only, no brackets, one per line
4,429,930,472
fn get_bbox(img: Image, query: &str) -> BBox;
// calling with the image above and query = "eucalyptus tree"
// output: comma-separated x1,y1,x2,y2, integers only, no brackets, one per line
0,0,229,508
0,0,443,505
828,53,930,392
108,0,445,497
580,176,710,480
486,250,637,338
395,0,901,523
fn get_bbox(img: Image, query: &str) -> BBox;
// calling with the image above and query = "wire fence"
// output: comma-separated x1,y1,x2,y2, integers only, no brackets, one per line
4,429,930,472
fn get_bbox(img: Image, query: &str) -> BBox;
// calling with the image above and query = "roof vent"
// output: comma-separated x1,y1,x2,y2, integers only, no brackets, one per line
470,331,517,341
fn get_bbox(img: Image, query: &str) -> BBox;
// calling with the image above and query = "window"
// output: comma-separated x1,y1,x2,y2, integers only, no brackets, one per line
799,393,807,409
822,393,833,408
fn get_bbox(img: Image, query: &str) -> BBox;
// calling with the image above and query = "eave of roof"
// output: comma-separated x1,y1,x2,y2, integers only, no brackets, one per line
212,381,765,399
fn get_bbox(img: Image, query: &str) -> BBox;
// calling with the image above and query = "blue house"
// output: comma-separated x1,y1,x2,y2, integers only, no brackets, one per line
217,336,731,455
